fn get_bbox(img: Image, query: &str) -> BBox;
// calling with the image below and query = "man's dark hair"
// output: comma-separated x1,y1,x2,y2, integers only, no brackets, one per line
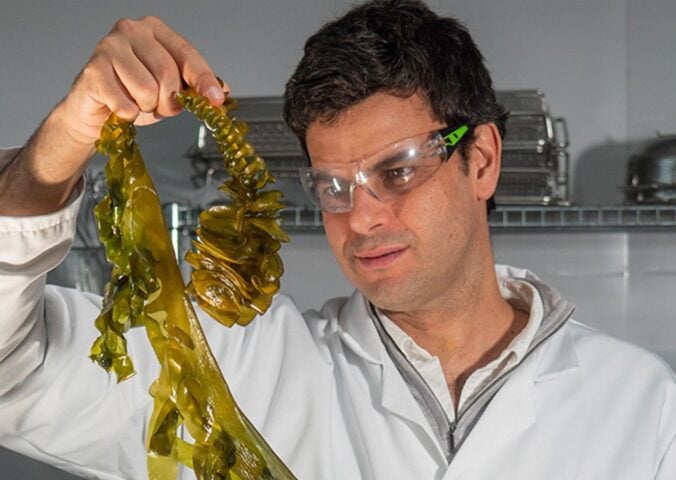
283,0,506,212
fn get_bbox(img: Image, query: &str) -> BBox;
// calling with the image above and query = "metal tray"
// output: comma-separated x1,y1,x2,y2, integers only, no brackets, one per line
503,114,568,150
496,89,548,114
502,146,559,169
495,168,568,205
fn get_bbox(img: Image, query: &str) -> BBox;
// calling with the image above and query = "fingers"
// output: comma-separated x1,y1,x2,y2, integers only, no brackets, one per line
107,17,183,118
148,16,230,105
89,60,141,122
74,16,229,131
123,40,182,117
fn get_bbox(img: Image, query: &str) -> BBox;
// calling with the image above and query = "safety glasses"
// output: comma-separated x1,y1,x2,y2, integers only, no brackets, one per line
299,124,472,213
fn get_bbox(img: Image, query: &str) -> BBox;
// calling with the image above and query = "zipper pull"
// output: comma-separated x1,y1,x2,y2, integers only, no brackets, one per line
449,421,457,455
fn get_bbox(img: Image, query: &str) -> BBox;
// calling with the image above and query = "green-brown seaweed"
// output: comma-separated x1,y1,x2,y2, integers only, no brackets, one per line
90,89,293,480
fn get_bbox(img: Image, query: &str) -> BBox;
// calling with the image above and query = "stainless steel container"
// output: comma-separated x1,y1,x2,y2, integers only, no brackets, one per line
625,135,676,204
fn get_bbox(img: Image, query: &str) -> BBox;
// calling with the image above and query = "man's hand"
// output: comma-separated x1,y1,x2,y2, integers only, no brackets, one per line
0,16,228,216
64,16,227,144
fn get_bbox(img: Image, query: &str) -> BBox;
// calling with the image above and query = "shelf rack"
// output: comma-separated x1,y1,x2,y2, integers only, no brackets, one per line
278,204,676,232
487,205,676,231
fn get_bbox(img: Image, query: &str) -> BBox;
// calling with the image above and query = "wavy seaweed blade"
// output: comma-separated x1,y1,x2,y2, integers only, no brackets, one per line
91,100,295,480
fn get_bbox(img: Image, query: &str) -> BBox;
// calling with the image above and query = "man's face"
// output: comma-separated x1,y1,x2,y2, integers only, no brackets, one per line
305,92,494,314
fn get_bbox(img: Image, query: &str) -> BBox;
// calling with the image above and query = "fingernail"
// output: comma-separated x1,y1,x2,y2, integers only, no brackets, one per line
206,86,224,102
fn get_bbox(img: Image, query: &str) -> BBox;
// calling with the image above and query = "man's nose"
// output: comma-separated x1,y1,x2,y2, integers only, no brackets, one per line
347,184,392,234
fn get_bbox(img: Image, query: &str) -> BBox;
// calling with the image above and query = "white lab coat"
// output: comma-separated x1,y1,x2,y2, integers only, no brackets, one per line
0,149,674,479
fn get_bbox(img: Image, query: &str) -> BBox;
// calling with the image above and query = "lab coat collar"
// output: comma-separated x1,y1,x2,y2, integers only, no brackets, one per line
334,290,448,463
494,264,579,380
449,270,579,475
334,266,579,377
334,290,385,365
516,274,579,381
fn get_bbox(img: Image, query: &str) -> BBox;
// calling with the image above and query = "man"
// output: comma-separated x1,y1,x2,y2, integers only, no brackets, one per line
0,1,674,479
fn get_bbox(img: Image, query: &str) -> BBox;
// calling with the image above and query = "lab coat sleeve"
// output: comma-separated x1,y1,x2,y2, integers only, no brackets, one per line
0,147,154,479
0,147,82,396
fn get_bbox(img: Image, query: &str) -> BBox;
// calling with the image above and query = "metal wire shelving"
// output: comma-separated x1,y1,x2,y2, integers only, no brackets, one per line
277,204,676,233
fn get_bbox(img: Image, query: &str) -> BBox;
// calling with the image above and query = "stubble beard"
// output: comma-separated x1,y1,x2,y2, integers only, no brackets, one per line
349,225,480,316
359,268,431,313
347,245,452,314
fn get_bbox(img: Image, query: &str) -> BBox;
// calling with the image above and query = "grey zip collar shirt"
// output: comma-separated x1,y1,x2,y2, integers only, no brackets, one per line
376,274,545,421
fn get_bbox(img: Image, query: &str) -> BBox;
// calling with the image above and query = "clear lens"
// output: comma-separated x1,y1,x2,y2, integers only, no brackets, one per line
299,129,451,213
299,169,348,212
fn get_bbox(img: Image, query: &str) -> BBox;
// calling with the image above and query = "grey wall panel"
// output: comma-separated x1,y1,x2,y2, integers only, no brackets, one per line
627,0,676,141
492,232,629,337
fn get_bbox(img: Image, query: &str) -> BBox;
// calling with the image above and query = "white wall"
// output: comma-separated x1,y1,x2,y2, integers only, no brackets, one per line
627,0,676,138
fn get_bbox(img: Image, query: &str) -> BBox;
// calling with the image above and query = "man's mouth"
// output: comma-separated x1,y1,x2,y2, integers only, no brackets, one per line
355,246,408,270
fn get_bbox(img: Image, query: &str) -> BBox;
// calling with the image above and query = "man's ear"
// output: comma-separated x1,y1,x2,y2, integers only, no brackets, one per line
468,123,502,202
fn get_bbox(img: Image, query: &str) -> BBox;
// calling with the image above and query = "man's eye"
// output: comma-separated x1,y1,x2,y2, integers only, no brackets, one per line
322,185,341,197
318,180,347,198
384,166,415,184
